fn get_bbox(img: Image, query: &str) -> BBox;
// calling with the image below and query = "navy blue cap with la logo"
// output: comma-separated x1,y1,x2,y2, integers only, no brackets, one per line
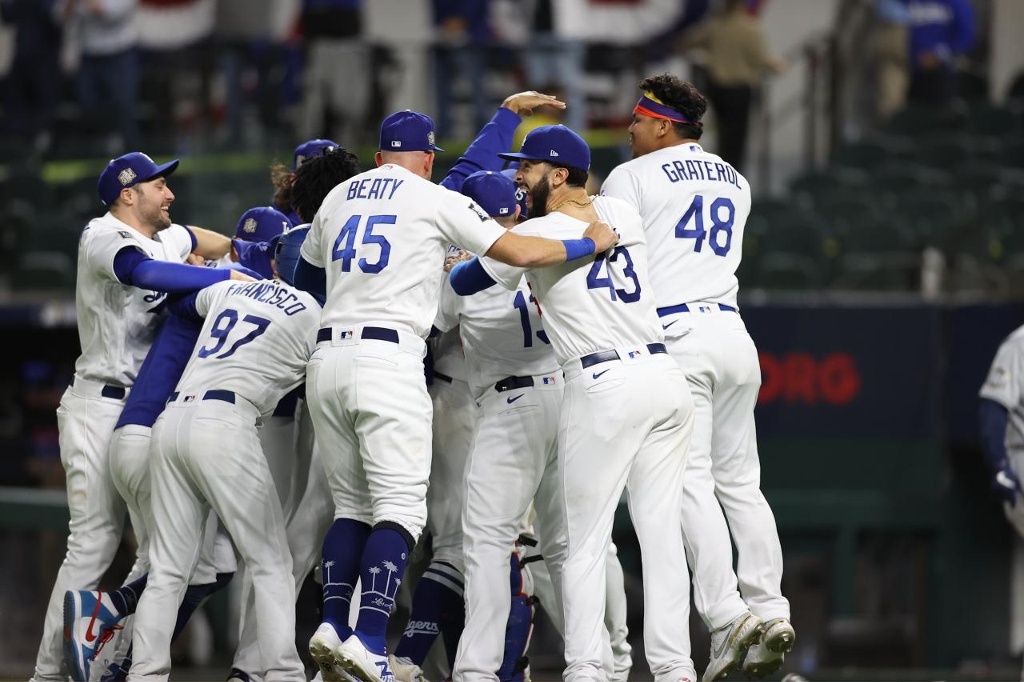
97,152,179,206
379,110,445,152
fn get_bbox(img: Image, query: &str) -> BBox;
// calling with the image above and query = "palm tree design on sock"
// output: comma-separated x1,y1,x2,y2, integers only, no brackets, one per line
323,560,355,604
363,561,401,615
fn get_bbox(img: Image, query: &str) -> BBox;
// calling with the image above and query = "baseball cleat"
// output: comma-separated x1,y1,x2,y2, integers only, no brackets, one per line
310,622,350,682
226,668,254,682
337,633,395,682
701,612,763,682
388,655,428,682
742,618,796,679
63,590,124,682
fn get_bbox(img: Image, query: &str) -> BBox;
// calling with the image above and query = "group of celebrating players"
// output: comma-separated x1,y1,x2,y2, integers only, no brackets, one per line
28,74,795,682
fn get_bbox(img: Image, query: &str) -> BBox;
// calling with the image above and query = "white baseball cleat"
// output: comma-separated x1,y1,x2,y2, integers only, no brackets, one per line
742,618,796,679
701,612,764,682
337,633,395,682
309,622,349,682
388,655,428,682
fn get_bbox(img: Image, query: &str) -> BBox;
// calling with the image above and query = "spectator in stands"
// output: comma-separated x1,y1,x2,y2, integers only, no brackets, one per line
432,0,492,140
297,0,370,147
520,0,588,133
675,0,785,172
873,0,911,122
906,0,976,107
62,0,141,151
0,0,64,156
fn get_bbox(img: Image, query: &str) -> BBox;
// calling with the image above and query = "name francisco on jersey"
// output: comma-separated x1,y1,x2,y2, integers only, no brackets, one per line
661,155,744,190
227,281,310,316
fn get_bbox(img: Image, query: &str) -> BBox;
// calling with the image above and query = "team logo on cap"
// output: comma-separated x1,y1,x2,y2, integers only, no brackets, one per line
118,168,137,186
242,217,257,234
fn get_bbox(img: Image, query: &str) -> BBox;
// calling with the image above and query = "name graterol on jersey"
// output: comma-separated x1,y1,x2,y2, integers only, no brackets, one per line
661,158,743,189
227,281,309,316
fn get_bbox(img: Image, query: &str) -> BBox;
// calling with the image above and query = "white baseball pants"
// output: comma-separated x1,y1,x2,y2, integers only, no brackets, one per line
128,396,303,682
559,351,695,682
454,378,565,682
665,310,790,625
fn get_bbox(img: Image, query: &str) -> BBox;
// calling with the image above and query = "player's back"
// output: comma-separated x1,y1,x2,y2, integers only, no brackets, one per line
74,215,194,386
601,143,751,310
483,195,663,365
438,276,558,402
174,279,322,415
302,164,504,340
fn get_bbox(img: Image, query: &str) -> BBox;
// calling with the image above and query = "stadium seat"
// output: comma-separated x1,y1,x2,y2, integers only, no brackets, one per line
788,167,870,211
831,217,920,291
12,250,76,291
956,70,990,104
885,104,969,138
747,252,825,290
832,136,914,172
966,103,1019,137
868,162,952,205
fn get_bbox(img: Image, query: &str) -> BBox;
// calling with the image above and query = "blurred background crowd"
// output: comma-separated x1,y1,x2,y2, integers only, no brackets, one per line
3,0,1024,680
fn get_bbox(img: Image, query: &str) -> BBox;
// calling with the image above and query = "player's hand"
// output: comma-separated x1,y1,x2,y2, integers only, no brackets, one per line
583,220,619,253
227,269,257,282
992,460,1024,506
444,249,473,273
501,91,567,117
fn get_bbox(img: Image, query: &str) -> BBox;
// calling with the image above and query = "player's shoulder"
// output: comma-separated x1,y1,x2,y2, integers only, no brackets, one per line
1000,324,1024,351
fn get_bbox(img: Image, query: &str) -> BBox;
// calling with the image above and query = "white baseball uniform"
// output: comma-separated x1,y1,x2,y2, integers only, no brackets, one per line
31,214,195,682
602,142,791,629
440,274,567,682
476,196,696,682
127,278,321,682
979,325,1024,657
300,163,506,541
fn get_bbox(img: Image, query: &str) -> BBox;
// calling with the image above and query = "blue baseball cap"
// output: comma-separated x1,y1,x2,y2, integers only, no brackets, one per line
293,138,340,170
462,171,518,218
97,152,179,206
501,168,529,220
498,124,590,172
379,110,444,152
234,206,290,243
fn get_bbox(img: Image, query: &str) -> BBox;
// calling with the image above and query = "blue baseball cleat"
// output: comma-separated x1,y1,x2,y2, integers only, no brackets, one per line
63,590,123,682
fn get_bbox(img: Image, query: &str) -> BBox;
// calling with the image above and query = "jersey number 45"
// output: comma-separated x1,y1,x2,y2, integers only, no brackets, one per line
333,214,394,273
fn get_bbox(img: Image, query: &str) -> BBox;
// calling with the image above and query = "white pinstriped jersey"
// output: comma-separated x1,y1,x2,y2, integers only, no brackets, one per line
173,279,322,416
435,275,559,403
601,142,751,310
300,164,508,339
74,214,194,386
479,196,663,365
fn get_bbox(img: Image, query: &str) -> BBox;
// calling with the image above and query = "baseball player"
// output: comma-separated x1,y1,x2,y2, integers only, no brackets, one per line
36,151,251,682
66,260,266,682
227,148,365,682
600,73,792,681
295,109,616,682
271,138,341,226
439,170,580,682
449,124,697,682
980,324,1024,679
125,251,323,682
387,92,568,682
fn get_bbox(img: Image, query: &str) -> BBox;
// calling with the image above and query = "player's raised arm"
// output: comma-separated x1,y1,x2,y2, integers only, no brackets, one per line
483,219,617,268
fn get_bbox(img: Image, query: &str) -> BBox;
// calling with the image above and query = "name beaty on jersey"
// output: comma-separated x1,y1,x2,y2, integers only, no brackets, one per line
227,281,309,316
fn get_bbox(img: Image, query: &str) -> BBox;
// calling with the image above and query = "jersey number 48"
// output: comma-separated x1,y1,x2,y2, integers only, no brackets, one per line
676,195,735,256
